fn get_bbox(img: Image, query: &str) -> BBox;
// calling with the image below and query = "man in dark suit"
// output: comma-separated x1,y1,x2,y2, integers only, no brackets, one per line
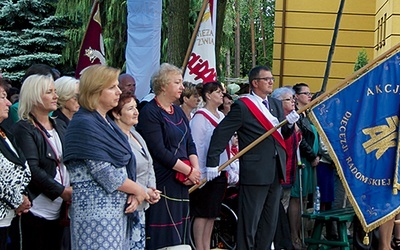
206,65,299,249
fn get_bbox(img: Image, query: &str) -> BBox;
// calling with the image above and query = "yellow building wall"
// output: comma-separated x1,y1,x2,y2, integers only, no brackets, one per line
273,0,376,93
374,0,400,56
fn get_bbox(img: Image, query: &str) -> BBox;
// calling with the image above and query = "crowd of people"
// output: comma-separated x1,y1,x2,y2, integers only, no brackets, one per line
0,62,398,250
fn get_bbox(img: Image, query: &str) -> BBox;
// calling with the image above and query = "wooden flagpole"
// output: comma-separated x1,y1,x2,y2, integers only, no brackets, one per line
189,42,400,193
181,0,209,74
77,0,100,52
321,0,345,92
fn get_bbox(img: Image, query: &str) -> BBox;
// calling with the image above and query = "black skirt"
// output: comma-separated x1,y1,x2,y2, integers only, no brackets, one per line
190,172,228,218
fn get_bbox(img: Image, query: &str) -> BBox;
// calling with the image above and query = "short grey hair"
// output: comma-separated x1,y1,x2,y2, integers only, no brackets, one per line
55,76,79,108
271,87,295,100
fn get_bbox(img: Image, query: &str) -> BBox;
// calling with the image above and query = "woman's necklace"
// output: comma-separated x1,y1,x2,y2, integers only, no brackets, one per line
154,97,174,115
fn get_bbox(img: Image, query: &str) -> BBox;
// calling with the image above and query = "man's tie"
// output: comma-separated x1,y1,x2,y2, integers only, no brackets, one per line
262,99,269,110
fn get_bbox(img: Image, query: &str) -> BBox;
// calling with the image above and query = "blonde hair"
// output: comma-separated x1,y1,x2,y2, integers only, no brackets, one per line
79,65,120,111
151,63,182,95
18,74,54,121
54,76,79,108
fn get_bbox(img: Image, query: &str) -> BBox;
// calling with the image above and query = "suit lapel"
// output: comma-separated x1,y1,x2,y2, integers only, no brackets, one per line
0,137,25,165
130,128,149,158
267,96,278,117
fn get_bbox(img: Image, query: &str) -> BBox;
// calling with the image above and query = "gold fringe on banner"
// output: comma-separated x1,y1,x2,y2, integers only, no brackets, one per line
308,43,400,234
363,234,369,245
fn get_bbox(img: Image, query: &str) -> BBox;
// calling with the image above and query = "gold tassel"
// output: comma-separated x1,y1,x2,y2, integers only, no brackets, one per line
363,233,370,245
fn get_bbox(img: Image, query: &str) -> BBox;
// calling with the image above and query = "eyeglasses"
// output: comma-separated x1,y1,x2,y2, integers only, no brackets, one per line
233,133,238,137
297,92,312,96
255,77,275,82
282,98,295,102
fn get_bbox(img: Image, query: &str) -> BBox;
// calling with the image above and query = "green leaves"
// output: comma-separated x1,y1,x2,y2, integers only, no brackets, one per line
354,48,369,72
0,0,67,86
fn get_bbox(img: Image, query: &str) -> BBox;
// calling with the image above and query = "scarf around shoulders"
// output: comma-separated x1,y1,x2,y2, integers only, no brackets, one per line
64,107,136,181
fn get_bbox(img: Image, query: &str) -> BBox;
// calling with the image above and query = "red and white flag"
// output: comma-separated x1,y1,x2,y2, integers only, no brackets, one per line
183,0,217,84
75,0,106,79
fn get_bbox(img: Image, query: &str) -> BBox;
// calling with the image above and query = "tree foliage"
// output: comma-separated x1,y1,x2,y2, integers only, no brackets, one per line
55,0,126,72
219,0,275,79
240,0,274,76
354,48,369,72
0,0,68,85
55,0,90,73
102,0,128,70
55,0,275,80
1,0,276,83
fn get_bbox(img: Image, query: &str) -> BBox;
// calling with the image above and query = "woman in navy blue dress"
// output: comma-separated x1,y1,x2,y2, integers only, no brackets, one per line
136,63,201,249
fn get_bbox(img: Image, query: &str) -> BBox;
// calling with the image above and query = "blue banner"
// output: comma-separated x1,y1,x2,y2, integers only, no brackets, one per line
309,51,400,231
126,0,162,100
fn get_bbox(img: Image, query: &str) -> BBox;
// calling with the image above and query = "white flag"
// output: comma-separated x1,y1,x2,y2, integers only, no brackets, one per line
184,1,217,84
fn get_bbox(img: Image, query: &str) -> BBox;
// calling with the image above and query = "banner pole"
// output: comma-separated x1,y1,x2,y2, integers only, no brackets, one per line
181,0,208,75
189,42,400,194
190,119,288,193
320,0,345,92
77,0,99,53
75,0,101,79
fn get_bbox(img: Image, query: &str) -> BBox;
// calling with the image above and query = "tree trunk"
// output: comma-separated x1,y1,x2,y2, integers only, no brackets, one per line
234,0,240,77
226,49,231,77
250,1,256,68
216,0,228,77
260,8,266,58
167,0,190,66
